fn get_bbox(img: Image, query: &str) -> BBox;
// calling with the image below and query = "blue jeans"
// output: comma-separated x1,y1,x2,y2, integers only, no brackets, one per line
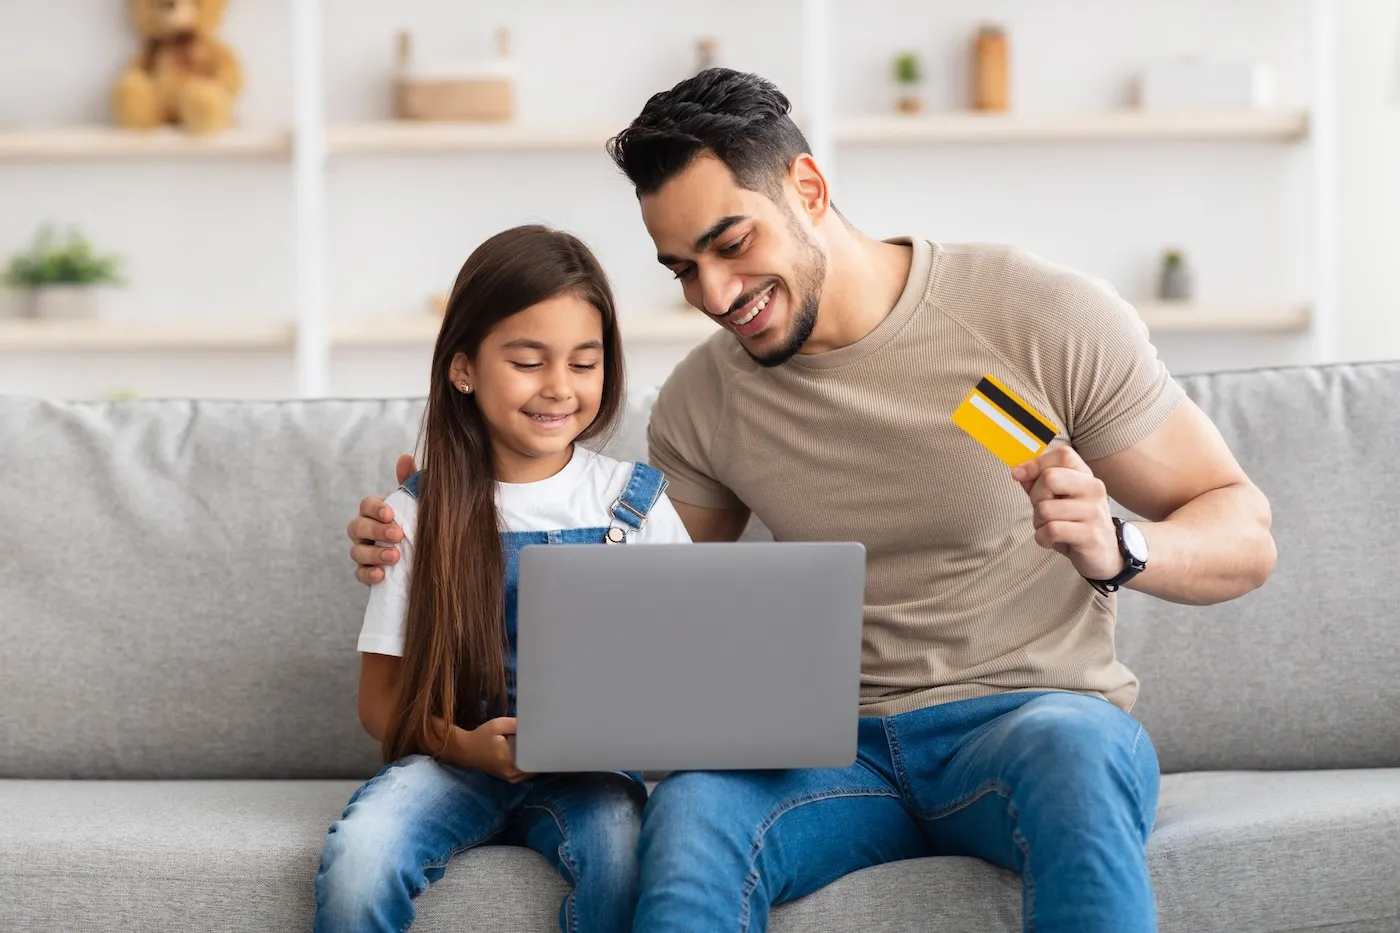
634,691,1161,933
314,756,646,933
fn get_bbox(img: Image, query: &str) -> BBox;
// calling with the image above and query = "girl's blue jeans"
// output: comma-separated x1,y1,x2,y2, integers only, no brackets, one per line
313,757,645,933
634,690,1161,933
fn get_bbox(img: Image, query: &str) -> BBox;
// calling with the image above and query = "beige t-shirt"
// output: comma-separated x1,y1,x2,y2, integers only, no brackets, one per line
648,238,1184,716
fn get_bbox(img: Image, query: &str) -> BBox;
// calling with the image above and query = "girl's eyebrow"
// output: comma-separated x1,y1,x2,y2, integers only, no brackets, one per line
500,338,604,351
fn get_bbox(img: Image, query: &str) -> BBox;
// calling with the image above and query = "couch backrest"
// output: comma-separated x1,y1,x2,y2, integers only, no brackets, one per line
1115,363,1400,771
2,363,1397,779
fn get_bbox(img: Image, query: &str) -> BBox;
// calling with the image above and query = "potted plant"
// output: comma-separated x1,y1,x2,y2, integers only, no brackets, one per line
893,52,924,114
3,226,124,319
1157,248,1194,302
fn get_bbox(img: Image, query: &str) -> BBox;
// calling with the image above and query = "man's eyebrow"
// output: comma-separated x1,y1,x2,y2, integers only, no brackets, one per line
656,214,750,266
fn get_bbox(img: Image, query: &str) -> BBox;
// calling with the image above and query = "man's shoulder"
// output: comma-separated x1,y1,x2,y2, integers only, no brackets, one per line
934,242,1105,299
933,242,1138,339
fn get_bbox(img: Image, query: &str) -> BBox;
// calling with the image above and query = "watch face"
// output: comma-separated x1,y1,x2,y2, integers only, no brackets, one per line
1121,521,1149,563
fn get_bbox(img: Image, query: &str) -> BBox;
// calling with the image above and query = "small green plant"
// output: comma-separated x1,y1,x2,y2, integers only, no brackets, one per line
1163,249,1183,267
3,226,124,288
893,52,923,86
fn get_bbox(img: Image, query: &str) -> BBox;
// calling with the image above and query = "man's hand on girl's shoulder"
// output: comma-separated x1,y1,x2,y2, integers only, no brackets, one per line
348,453,418,585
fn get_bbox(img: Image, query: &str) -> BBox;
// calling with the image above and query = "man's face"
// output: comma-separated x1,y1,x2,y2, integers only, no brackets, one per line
641,155,826,368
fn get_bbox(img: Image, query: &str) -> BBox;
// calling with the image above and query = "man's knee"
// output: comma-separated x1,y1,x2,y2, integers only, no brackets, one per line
642,771,760,864
1003,695,1159,831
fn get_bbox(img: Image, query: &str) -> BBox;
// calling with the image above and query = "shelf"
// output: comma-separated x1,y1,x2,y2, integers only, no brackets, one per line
0,317,296,351
0,313,717,352
1135,303,1311,333
835,110,1309,145
0,126,292,161
326,121,616,155
331,312,717,347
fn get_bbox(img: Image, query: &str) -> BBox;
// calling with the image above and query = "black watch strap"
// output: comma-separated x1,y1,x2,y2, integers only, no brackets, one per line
1088,518,1147,595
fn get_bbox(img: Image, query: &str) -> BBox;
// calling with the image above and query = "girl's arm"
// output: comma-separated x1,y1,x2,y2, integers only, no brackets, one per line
356,653,529,780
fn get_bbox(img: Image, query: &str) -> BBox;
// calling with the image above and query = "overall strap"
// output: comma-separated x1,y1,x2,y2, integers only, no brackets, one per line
608,462,668,538
400,471,423,502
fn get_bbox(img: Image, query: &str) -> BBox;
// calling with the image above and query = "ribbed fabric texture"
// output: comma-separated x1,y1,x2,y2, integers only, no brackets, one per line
648,238,1185,716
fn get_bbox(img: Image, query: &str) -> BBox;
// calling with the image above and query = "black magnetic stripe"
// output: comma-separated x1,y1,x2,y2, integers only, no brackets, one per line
975,378,1055,445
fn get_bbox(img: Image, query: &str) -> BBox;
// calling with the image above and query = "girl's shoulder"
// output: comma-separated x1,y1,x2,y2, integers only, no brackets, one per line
574,447,659,499
383,480,420,537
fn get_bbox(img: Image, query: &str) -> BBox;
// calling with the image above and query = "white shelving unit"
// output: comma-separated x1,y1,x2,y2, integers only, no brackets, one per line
0,126,291,161
0,311,718,352
0,0,1337,396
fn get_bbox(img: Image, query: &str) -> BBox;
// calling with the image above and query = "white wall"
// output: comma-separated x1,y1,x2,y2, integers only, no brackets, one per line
1335,0,1400,362
0,0,1365,401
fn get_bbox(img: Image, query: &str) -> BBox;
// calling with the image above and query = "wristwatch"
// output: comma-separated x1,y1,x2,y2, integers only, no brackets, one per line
1087,518,1149,596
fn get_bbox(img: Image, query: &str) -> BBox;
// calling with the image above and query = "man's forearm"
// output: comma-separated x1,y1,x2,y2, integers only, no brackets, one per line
1129,482,1276,605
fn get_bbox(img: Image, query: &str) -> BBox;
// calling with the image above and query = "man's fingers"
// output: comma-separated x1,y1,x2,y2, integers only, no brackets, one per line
1032,497,1102,529
349,515,402,546
396,453,417,486
1029,467,1105,505
1035,520,1091,551
351,542,399,567
359,495,393,523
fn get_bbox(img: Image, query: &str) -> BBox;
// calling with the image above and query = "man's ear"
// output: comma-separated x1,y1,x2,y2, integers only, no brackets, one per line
787,154,830,222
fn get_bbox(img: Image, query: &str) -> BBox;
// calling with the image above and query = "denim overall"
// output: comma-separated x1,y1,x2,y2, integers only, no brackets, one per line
313,460,669,933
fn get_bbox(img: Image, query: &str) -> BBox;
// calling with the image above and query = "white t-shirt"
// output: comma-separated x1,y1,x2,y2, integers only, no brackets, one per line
358,446,692,657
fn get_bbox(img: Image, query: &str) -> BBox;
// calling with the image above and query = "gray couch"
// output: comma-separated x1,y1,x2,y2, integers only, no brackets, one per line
3,362,1399,933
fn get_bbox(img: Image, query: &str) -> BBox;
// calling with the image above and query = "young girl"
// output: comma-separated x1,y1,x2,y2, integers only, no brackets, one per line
314,225,691,933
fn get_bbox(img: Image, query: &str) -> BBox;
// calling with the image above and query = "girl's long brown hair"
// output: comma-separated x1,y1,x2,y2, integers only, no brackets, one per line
383,225,626,763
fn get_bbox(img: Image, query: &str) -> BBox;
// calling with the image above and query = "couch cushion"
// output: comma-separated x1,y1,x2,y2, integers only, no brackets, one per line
1117,363,1400,772
3,770,1396,933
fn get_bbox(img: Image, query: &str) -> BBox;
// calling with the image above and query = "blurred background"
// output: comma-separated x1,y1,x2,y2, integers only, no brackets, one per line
0,0,1397,401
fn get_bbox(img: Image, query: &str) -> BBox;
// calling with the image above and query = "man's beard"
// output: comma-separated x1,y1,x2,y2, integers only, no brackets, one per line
747,232,826,369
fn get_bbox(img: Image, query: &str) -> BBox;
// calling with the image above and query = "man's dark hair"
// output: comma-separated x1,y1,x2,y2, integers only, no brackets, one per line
607,68,812,198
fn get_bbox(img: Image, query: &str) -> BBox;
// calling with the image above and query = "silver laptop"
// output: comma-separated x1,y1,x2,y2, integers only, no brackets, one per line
513,542,865,773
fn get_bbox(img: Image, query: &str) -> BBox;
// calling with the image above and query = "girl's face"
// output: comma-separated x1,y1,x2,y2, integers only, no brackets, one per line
452,291,606,483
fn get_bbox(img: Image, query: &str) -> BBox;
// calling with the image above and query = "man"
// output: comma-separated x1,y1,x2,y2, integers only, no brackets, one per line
347,69,1275,933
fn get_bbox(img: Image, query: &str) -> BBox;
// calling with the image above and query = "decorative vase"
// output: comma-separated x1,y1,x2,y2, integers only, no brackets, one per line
896,92,923,115
972,25,1010,111
1158,252,1194,302
24,284,100,319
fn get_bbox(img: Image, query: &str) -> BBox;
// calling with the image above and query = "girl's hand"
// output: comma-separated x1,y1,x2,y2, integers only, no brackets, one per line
465,717,534,783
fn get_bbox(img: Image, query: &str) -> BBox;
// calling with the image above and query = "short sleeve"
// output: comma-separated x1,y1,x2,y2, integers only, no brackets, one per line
1041,273,1186,462
357,488,417,657
633,493,693,544
647,348,745,511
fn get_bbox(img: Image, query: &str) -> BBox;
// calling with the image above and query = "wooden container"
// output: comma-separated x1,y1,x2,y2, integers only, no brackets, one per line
394,29,514,122
972,25,1009,112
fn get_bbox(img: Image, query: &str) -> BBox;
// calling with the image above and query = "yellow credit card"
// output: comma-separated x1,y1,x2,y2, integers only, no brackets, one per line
952,375,1060,467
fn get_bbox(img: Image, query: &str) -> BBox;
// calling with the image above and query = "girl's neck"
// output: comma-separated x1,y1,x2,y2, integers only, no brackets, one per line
493,444,576,485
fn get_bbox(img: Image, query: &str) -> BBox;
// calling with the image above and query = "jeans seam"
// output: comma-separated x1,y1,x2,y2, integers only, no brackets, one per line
519,801,579,933
738,786,903,933
881,717,919,804
919,780,1034,933
1128,723,1151,839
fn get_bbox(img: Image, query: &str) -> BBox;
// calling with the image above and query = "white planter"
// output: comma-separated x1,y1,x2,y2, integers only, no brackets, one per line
23,285,100,320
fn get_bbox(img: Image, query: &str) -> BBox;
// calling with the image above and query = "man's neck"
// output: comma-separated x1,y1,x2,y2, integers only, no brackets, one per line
800,226,914,355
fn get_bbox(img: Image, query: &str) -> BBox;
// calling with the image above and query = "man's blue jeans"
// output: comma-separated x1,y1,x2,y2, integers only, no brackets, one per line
634,691,1161,933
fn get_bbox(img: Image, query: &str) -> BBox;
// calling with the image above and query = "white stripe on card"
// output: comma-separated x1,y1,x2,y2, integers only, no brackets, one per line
969,392,1041,452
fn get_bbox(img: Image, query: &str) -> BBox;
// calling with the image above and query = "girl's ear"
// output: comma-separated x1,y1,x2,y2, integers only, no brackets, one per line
448,352,475,394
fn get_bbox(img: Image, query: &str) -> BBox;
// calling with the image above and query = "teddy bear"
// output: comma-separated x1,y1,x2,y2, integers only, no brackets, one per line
111,0,243,135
